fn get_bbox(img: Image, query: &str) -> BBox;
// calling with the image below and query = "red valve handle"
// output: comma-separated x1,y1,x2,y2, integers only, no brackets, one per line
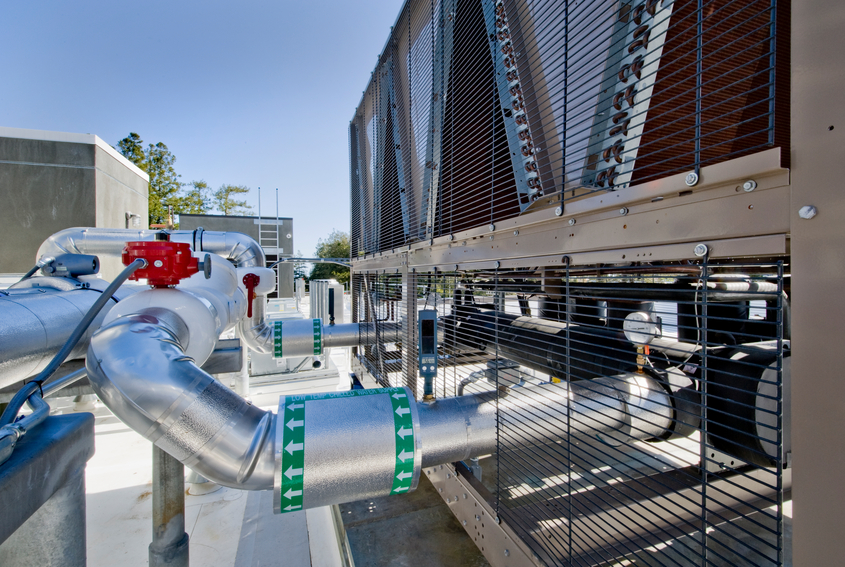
242,274,260,318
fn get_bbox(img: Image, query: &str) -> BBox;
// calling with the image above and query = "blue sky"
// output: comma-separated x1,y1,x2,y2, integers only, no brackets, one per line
1,0,403,257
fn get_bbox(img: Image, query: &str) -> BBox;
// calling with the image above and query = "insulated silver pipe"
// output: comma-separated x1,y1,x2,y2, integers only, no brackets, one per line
88,307,674,511
415,373,673,467
272,373,672,512
0,289,115,387
238,298,401,356
36,228,265,268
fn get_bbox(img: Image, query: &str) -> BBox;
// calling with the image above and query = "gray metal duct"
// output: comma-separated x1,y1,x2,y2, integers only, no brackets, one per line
87,305,674,511
36,228,265,268
0,287,116,388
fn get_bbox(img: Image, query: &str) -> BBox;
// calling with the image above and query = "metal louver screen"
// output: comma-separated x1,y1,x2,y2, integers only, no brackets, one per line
350,0,785,256
351,262,787,566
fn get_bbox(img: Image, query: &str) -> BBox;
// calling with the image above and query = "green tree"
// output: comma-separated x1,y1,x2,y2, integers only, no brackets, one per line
145,141,182,224
213,184,253,216
117,133,211,224
309,230,350,285
292,249,308,281
117,132,145,167
180,180,212,215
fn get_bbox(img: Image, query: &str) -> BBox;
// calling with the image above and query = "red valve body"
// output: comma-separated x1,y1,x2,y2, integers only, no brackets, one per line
122,241,199,287
242,273,260,318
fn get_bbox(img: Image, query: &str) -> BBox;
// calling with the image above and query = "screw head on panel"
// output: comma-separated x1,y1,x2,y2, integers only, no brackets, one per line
798,205,818,219
693,243,709,257
619,207,629,215
555,206,563,216
462,520,467,526
685,172,699,186
489,224,495,232
504,550,510,557
513,230,519,235
742,180,757,192
448,234,454,241
568,218,576,226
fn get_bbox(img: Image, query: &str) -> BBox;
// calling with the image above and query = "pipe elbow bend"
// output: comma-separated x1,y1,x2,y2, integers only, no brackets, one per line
86,313,276,490
237,314,274,354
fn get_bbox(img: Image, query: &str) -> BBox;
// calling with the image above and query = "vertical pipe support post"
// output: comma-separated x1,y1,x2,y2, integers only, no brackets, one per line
149,446,189,567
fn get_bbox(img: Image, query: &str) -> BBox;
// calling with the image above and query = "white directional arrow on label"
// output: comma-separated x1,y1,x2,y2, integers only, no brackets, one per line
391,392,406,400
395,406,410,417
284,466,304,480
283,488,303,499
286,418,304,430
396,471,413,481
396,426,412,439
284,505,302,512
287,403,304,412
285,441,304,455
397,450,413,462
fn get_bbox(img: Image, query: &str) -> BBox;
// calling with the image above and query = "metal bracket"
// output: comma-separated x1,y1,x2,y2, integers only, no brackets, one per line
704,446,747,473
426,463,541,567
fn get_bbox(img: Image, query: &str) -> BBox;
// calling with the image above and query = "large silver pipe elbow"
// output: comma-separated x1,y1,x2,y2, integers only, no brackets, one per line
87,311,276,490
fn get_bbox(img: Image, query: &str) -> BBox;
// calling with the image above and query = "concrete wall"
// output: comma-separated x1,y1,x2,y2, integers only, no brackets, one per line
179,214,295,298
0,128,148,279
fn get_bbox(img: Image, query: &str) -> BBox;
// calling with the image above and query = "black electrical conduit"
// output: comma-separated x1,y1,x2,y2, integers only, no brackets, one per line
16,256,54,284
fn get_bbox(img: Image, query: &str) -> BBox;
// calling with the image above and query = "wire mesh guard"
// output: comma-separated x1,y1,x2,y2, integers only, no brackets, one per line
351,262,787,566
349,0,785,257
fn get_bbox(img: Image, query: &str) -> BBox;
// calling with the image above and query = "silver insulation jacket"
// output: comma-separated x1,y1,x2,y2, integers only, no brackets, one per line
37,227,265,268
0,288,114,387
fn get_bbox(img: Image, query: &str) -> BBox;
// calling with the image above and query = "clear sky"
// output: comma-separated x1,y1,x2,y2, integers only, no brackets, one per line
1,0,403,258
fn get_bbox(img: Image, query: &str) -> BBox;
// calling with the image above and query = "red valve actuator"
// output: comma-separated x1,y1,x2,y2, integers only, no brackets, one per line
122,238,199,287
242,273,260,318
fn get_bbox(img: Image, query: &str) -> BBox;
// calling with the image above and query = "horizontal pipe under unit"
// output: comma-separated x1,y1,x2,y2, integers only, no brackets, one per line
238,297,402,356
87,305,675,512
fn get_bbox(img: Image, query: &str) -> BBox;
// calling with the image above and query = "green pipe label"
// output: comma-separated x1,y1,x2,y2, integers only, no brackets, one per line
278,398,305,512
273,321,284,358
276,387,416,514
389,389,415,494
312,319,322,355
